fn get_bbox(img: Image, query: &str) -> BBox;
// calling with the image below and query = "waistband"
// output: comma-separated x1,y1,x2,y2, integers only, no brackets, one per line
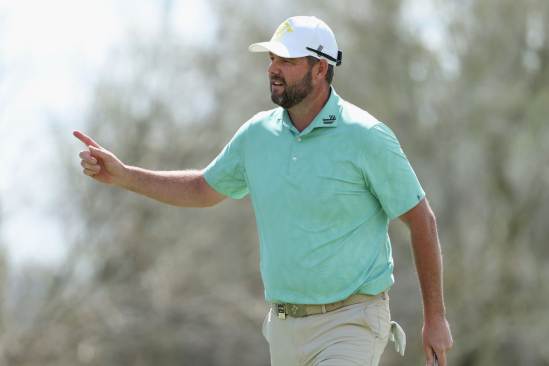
272,291,388,319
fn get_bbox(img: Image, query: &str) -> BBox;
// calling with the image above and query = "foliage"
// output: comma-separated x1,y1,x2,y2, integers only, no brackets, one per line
1,0,548,365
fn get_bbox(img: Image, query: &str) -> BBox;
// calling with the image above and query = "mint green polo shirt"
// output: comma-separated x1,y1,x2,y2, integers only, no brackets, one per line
204,88,425,304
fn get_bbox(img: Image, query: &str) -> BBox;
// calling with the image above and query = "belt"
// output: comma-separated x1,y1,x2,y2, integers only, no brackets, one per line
272,291,387,319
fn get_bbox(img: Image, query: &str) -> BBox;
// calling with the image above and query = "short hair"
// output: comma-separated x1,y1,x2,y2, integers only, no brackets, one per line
307,56,334,85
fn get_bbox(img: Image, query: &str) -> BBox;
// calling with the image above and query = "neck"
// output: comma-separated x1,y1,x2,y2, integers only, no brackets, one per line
287,85,331,133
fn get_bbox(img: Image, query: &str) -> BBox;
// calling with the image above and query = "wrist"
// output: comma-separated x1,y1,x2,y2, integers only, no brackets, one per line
424,312,447,325
424,303,446,322
112,164,131,188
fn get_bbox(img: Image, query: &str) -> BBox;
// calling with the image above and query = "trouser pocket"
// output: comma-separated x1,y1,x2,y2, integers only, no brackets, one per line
361,297,391,340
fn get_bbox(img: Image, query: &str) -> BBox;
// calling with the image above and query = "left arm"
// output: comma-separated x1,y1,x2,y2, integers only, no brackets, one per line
399,198,453,366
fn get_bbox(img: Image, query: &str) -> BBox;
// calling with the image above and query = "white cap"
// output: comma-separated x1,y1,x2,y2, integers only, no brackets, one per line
249,16,342,67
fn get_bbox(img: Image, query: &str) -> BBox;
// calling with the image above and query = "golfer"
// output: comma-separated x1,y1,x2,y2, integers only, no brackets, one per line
75,16,452,366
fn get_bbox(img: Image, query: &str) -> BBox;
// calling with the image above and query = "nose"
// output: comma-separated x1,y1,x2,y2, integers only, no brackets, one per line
268,59,280,76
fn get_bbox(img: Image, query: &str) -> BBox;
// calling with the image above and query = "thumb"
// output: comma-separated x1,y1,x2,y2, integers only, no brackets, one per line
88,145,112,160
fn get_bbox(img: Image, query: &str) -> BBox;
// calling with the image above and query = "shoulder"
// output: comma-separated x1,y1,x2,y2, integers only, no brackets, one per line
336,99,401,152
248,107,282,126
230,107,281,138
338,99,385,135
241,107,284,138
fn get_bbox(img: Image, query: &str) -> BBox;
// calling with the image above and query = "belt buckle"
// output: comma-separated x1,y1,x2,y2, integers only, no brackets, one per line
276,303,286,319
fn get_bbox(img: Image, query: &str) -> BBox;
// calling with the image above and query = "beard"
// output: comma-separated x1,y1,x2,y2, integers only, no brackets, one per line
270,68,314,109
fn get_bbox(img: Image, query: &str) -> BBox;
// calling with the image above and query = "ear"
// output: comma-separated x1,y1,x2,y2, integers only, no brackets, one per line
314,59,329,82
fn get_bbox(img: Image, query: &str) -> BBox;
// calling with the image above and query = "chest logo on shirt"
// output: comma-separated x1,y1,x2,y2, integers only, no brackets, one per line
323,115,336,124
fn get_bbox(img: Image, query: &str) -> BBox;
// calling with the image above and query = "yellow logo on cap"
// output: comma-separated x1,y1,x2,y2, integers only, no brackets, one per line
272,21,294,40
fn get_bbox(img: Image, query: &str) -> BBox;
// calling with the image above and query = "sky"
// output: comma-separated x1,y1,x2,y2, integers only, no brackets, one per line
0,0,213,266
0,0,442,267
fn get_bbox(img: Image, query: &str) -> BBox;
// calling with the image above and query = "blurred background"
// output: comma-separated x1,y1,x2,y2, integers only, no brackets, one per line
0,0,548,365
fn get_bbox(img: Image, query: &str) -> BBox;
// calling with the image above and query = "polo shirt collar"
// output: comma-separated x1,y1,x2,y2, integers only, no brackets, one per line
279,87,343,135
308,87,342,130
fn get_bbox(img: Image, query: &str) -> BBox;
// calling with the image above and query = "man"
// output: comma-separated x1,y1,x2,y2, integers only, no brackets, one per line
75,16,452,366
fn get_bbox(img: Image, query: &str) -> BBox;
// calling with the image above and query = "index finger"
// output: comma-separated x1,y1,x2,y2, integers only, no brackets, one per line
73,130,102,149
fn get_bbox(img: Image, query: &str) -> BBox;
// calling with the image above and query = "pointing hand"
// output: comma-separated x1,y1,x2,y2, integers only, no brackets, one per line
73,130,125,185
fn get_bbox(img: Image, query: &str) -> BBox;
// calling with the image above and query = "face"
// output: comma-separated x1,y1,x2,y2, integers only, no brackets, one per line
268,53,315,110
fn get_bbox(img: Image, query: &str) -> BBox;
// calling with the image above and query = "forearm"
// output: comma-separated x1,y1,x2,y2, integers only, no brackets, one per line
74,131,226,207
400,199,452,365
115,166,214,207
410,213,446,320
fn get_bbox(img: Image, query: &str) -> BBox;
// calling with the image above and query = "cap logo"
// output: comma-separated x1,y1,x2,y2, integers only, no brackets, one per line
272,21,294,40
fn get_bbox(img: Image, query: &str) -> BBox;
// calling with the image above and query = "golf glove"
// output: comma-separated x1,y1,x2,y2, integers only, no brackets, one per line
389,321,406,356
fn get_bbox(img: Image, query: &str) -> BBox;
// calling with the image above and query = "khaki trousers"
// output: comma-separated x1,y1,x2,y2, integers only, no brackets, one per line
262,295,391,366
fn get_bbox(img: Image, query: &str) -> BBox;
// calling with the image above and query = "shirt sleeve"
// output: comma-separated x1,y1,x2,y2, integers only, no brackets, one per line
203,122,249,199
361,122,425,220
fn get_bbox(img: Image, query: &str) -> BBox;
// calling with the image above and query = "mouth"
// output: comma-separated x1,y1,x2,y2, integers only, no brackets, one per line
270,79,284,89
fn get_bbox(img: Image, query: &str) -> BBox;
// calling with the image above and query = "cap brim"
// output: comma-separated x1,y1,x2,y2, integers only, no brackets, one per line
249,41,310,59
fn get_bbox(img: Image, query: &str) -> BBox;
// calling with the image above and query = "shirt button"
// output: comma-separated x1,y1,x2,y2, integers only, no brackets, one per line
292,157,297,161
297,137,301,141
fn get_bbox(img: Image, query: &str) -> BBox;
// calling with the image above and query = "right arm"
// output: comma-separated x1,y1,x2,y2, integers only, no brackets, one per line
74,131,228,208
